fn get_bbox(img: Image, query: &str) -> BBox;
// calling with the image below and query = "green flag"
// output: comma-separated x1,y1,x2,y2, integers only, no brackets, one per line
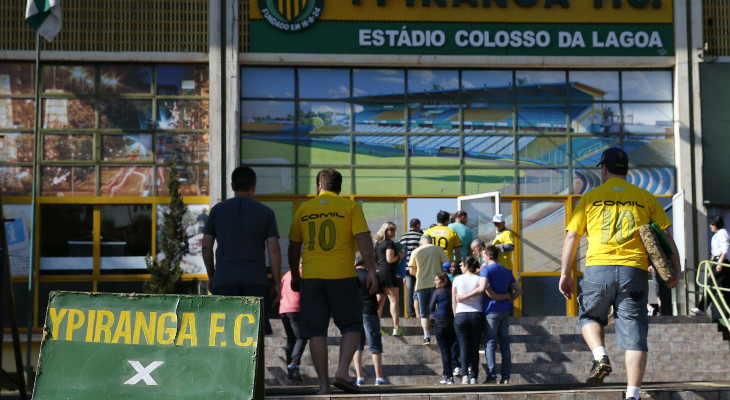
25,0,62,42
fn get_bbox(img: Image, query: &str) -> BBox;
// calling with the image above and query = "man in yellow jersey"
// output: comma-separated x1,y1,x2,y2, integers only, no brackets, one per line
288,169,378,395
492,214,515,271
559,148,681,400
424,211,462,265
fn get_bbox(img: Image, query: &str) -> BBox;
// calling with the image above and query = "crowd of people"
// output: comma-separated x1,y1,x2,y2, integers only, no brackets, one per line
201,148,726,399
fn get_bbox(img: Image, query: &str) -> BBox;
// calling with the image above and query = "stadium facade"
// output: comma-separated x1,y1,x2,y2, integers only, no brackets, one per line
0,0,727,332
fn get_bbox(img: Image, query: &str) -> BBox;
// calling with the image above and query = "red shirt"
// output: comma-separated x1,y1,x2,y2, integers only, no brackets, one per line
279,270,301,314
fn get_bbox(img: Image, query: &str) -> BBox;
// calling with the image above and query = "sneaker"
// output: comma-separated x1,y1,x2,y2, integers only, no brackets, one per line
647,305,656,316
439,376,454,385
586,355,612,385
452,367,461,376
356,377,365,386
498,378,510,385
691,307,705,316
393,327,405,336
380,328,390,336
423,337,431,345
375,377,392,385
483,375,497,384
286,363,299,379
461,375,470,384
470,378,477,385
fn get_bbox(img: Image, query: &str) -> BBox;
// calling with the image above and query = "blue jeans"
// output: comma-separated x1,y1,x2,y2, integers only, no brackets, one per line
454,312,483,380
434,319,456,377
358,314,383,353
485,310,511,380
579,265,649,351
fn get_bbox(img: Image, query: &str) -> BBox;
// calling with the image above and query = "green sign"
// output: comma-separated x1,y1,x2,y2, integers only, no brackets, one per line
32,292,263,400
250,21,674,56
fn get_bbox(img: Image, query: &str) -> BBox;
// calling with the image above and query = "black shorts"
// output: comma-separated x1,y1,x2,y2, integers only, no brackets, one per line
377,267,398,289
300,277,363,338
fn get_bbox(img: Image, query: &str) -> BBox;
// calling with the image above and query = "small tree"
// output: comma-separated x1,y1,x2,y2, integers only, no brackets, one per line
144,164,189,294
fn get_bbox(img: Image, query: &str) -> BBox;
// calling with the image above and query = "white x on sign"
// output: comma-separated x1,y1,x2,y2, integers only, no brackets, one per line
124,360,165,386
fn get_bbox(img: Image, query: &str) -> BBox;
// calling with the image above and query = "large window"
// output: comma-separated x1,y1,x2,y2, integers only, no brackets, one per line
0,63,210,197
241,68,675,196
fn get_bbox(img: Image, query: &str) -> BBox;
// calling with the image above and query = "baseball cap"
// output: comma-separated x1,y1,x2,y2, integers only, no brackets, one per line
596,147,629,175
442,261,451,272
493,214,505,224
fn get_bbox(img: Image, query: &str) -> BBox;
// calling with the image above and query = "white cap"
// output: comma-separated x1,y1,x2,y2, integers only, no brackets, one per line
493,214,505,224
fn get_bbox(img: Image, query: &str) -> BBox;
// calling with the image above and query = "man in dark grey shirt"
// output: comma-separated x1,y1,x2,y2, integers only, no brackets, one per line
202,166,281,335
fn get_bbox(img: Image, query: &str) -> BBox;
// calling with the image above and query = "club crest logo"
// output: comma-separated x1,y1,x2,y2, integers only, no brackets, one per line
258,0,324,32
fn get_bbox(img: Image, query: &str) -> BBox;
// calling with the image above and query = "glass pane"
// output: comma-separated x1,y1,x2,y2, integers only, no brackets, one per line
408,135,459,166
100,166,153,197
572,103,621,133
517,105,568,133
101,134,153,162
43,98,95,129
517,136,567,165
241,134,296,164
627,167,675,195
461,70,513,101
99,99,152,129
100,205,152,272
569,71,619,101
6,283,28,327
0,63,35,95
457,194,497,243
299,167,351,196
464,169,515,195
300,135,351,165
463,104,512,132
354,103,405,132
241,67,294,98
39,204,94,273
241,100,295,132
298,101,350,132
155,132,209,163
521,276,566,316
518,168,570,195
97,281,145,293
299,68,349,99
157,100,209,130
408,70,459,98
408,104,459,132
410,169,460,195
515,71,566,101
353,135,405,166
43,133,93,161
463,134,510,159
359,201,405,241
3,204,32,276
353,69,405,99
520,201,565,273
573,168,602,194
259,201,294,273
1,133,34,162
624,136,674,166
622,103,673,134
41,166,96,197
0,166,32,196
100,65,152,94
156,65,209,96
570,136,619,167
157,165,209,196
0,99,35,129
253,166,296,195
43,65,95,94
155,203,209,275
622,70,672,101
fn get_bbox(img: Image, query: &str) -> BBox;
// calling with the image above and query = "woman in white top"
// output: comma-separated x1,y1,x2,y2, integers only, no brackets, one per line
693,216,730,318
451,256,483,384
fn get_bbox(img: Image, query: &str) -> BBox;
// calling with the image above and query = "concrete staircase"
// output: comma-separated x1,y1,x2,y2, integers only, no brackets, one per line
264,315,730,387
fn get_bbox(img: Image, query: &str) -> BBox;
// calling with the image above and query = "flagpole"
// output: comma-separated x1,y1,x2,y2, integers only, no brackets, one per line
25,31,41,390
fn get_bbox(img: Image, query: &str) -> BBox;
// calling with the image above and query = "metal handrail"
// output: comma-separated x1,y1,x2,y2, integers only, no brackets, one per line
695,260,730,328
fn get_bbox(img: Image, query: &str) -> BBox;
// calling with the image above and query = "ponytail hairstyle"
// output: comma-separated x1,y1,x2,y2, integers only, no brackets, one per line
464,256,479,273
374,221,396,245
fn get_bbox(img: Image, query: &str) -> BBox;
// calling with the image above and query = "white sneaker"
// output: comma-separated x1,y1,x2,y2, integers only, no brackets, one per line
461,375,469,384
453,367,461,376
691,307,705,316
470,378,477,385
